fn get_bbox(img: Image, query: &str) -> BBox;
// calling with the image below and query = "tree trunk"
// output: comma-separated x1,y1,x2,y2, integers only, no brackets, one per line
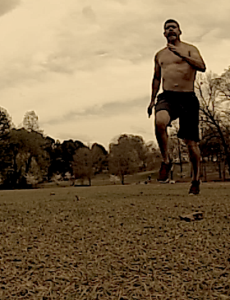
200,160,203,178
13,154,18,188
218,160,222,179
203,162,207,182
178,139,183,176
226,155,230,175
170,164,174,180
223,160,226,181
25,154,32,174
121,174,125,185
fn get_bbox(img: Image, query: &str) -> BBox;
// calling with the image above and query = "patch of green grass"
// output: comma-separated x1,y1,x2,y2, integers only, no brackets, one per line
0,183,230,299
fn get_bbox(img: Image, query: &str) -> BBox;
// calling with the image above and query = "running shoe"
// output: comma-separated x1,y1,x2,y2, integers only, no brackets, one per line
189,180,200,195
157,161,172,183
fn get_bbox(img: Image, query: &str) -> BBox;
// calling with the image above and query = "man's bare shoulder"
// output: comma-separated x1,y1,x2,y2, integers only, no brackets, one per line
155,47,167,60
181,41,198,51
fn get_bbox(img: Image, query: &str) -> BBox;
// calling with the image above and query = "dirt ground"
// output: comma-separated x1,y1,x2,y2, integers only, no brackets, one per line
0,183,230,299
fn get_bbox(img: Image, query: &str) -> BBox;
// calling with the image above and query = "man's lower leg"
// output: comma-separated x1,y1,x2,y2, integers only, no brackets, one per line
185,140,201,195
187,142,200,181
155,111,172,182
155,126,170,164
156,125,172,182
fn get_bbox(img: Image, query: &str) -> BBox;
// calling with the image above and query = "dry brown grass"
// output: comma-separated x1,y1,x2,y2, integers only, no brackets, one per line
0,183,230,299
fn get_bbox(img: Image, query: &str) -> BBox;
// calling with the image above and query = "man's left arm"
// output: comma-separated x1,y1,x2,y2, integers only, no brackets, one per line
168,44,206,72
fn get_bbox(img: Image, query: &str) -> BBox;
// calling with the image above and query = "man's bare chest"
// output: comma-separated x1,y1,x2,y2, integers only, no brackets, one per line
159,49,190,68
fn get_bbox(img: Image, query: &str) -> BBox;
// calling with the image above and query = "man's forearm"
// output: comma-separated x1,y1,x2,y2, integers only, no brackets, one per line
151,77,161,104
182,56,206,72
148,76,160,117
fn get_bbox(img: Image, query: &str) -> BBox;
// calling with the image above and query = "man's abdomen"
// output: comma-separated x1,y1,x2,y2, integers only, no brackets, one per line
162,65,196,92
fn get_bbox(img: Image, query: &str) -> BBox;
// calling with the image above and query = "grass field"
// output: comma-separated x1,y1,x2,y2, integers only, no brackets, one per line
0,182,230,299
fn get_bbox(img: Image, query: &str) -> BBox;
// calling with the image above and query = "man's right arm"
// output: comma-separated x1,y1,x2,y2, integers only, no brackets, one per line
148,54,161,118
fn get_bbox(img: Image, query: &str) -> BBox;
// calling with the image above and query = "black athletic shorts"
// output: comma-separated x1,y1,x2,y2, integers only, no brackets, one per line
155,90,200,142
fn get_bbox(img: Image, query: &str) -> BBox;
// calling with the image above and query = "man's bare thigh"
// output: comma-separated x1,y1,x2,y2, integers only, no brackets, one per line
155,110,170,127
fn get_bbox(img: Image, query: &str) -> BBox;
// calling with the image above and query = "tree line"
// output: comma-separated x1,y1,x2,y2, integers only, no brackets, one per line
0,69,230,188
0,109,160,188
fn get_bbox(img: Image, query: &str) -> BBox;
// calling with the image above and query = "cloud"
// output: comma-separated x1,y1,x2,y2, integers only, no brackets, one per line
41,96,148,126
36,0,164,74
82,5,96,23
0,0,20,16
0,56,47,90
1,0,230,148
39,0,230,77
1,0,230,80
42,108,154,149
2,0,228,87
130,125,150,136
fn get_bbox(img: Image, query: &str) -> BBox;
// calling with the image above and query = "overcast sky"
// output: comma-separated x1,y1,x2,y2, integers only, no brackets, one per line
0,0,230,149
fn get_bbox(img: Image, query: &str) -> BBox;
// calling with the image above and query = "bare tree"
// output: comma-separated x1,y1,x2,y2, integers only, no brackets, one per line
195,72,230,175
23,111,42,133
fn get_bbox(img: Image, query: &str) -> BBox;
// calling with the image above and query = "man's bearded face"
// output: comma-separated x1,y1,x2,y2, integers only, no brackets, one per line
164,22,181,42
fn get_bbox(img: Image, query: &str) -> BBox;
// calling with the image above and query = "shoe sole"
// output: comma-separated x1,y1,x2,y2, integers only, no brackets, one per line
157,178,170,184
189,191,200,196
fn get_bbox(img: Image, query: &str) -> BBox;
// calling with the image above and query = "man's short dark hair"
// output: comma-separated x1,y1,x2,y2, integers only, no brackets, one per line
164,19,180,29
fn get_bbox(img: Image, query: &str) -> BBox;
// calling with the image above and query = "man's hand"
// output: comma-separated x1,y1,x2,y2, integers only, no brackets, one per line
167,43,186,58
147,102,155,118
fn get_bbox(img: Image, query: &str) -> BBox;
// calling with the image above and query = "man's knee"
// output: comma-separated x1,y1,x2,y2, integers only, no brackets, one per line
184,139,200,156
155,110,170,131
184,139,198,148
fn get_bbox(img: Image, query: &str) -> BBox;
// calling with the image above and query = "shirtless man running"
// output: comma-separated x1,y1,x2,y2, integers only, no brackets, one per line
147,19,206,194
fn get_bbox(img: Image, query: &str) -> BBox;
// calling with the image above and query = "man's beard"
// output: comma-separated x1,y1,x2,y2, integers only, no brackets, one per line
167,33,178,42
168,32,177,37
